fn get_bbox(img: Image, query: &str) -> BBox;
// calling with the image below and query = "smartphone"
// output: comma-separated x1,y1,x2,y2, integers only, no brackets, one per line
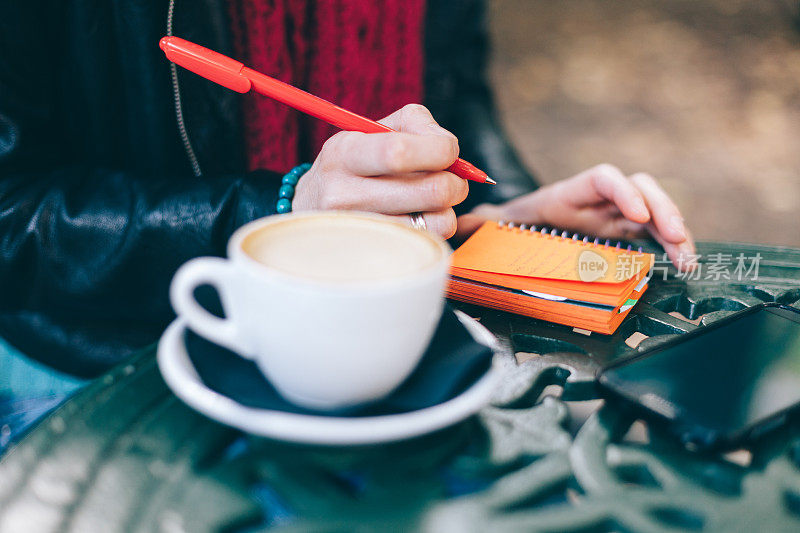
598,303,800,451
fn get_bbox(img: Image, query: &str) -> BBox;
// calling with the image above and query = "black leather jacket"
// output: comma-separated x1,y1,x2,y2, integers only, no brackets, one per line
0,0,537,376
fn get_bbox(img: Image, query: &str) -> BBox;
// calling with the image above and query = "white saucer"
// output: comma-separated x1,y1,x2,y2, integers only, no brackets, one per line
157,311,503,445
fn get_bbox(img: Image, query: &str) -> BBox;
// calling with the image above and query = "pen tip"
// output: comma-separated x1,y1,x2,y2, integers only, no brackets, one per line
484,177,497,185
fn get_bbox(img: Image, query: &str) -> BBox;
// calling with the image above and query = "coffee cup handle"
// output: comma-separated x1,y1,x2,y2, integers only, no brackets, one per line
170,257,255,359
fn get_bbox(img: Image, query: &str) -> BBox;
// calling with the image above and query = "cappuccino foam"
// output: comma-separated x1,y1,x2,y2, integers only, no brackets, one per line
241,214,443,282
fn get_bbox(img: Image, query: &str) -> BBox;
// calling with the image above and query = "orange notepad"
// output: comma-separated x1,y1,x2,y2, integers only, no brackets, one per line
447,221,654,334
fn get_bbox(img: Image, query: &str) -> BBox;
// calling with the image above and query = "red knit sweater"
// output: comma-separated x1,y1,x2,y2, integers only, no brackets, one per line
228,0,426,173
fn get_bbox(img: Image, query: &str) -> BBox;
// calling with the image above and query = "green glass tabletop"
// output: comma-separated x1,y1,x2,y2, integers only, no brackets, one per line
1,241,799,532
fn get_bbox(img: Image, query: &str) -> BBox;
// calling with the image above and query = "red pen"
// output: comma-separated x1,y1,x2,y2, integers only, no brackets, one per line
159,36,495,185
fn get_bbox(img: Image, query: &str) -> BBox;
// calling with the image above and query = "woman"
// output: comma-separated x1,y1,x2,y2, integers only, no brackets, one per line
0,0,692,379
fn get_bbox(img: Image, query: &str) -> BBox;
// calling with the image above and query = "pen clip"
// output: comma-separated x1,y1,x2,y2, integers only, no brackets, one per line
159,36,252,93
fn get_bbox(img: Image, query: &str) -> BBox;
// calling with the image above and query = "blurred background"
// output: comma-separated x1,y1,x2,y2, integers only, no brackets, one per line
488,0,800,247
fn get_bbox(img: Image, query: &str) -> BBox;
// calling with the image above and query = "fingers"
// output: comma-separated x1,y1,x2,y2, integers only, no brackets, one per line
474,163,696,273
373,104,459,173
315,170,469,214
600,211,695,272
296,103,464,215
564,164,650,223
626,172,695,270
607,216,696,271
645,222,697,271
379,103,459,142
390,208,458,239
556,165,695,269
596,216,648,241
330,130,458,176
294,104,469,222
629,173,688,244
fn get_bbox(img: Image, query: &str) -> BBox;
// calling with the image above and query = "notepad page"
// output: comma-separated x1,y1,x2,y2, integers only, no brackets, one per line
451,221,652,284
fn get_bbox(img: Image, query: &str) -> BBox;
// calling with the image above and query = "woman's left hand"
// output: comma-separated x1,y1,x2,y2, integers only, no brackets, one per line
456,164,695,269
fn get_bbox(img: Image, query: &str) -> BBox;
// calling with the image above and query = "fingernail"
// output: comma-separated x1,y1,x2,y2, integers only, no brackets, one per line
670,215,686,239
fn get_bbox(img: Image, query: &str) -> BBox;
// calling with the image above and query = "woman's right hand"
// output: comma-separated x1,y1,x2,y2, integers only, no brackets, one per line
292,104,469,239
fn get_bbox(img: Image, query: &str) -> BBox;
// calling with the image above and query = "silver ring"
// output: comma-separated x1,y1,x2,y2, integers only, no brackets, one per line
409,212,427,231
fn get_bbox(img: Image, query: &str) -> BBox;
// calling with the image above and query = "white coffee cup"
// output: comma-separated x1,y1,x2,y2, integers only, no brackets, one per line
169,211,451,410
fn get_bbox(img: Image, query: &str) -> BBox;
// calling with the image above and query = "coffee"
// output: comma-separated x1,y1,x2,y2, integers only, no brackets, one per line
241,213,442,283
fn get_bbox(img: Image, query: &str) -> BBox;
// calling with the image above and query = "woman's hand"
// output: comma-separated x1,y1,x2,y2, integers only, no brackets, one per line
293,104,469,239
457,164,695,269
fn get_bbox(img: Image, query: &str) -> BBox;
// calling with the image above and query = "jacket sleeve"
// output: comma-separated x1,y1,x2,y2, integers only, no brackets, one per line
425,0,539,213
0,162,281,375
0,58,281,376
0,3,286,375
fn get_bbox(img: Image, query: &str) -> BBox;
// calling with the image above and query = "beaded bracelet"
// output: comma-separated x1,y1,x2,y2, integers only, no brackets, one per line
276,163,312,214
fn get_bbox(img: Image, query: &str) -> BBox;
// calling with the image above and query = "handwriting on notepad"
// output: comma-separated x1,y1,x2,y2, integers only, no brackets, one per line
505,244,572,278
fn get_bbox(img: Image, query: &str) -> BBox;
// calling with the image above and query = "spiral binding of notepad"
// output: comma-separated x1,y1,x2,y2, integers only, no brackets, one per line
495,220,644,254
